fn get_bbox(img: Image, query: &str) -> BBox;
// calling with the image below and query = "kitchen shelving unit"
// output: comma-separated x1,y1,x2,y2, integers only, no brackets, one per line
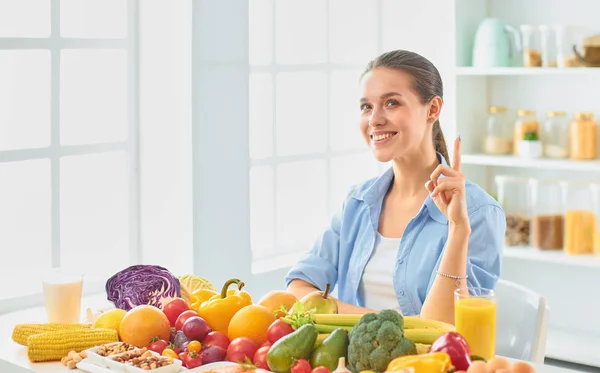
453,0,600,368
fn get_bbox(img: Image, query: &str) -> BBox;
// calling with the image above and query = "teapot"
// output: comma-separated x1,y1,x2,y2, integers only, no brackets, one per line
472,18,521,67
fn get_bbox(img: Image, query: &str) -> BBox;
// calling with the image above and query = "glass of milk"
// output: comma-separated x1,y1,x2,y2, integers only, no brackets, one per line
42,269,83,323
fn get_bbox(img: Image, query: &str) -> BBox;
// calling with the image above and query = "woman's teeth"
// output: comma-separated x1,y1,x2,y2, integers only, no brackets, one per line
373,133,395,141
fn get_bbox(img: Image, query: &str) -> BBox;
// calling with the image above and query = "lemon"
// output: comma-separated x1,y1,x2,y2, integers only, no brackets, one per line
93,308,127,338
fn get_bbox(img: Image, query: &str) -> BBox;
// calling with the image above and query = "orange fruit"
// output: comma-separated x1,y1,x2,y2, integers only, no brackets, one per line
257,290,298,318
228,304,276,346
119,305,171,347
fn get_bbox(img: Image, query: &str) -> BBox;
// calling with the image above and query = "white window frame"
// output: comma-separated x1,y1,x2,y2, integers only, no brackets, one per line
248,0,388,273
0,0,140,314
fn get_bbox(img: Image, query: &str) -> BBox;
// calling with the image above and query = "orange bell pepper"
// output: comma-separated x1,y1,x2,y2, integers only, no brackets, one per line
386,352,452,373
196,278,252,334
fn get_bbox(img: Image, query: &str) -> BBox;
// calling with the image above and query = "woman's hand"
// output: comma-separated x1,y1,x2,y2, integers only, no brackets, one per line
426,137,469,227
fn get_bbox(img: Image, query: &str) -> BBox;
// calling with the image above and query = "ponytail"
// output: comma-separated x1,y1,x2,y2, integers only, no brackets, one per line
432,119,450,165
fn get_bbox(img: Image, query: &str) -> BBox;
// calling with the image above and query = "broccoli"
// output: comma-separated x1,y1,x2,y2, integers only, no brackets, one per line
347,309,417,373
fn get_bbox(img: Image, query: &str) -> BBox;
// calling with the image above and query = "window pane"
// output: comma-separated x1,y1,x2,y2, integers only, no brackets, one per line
60,0,127,39
250,166,275,260
0,50,50,150
0,0,50,37
276,160,328,254
276,72,327,156
60,49,128,145
249,0,273,65
329,70,364,151
0,160,51,298
330,153,381,213
329,0,378,64
275,0,327,64
250,73,273,159
60,151,129,277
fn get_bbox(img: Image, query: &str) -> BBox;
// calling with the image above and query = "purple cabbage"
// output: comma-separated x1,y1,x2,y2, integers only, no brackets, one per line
105,265,181,311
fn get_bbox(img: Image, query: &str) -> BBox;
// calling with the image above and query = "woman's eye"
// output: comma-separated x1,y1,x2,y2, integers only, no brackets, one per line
360,103,371,110
386,99,399,107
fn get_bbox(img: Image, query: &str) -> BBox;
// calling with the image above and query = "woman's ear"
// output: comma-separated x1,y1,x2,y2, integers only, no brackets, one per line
427,96,443,123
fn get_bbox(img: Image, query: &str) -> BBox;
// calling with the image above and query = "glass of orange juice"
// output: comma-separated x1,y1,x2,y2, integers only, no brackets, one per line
42,269,83,323
454,287,496,361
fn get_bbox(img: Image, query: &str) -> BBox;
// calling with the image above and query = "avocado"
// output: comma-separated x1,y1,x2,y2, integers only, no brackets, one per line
310,328,349,371
267,324,319,373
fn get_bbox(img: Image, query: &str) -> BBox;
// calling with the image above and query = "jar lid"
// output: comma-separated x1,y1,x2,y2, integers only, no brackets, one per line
489,106,507,113
547,111,566,116
574,112,594,120
517,109,535,116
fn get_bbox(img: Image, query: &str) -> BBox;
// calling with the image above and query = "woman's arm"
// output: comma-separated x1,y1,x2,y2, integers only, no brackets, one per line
420,223,470,324
287,279,377,314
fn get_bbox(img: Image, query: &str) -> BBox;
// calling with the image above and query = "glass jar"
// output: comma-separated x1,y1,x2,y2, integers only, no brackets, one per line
529,179,565,250
483,106,512,155
495,175,532,247
570,112,598,160
541,111,570,158
562,181,595,255
520,24,542,67
590,183,600,257
513,110,539,155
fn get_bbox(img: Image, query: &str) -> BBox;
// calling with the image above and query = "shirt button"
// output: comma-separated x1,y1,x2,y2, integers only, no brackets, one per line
398,290,405,296
398,258,404,264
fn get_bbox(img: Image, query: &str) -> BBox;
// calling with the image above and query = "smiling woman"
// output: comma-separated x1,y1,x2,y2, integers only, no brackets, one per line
286,50,507,324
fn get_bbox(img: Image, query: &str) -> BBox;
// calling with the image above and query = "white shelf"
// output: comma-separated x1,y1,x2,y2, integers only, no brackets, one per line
503,246,600,269
455,67,600,76
546,327,600,368
461,154,600,172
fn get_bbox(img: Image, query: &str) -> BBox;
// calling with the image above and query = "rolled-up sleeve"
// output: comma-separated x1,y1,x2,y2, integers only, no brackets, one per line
284,197,347,292
464,204,506,289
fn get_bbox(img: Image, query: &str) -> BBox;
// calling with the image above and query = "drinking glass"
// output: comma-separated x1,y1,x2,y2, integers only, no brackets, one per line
454,287,497,361
42,268,83,323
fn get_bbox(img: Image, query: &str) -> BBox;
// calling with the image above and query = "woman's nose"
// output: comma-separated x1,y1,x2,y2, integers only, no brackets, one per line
369,108,386,127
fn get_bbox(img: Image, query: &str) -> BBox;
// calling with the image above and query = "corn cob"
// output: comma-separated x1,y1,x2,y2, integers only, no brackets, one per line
27,327,119,362
12,323,90,346
404,328,446,344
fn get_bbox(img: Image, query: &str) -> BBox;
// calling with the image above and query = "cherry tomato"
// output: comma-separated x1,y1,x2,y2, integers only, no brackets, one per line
187,340,202,354
291,359,312,373
186,351,203,369
311,367,331,373
162,348,178,359
148,338,169,355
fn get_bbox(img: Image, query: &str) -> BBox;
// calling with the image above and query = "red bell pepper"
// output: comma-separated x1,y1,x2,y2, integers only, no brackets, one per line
430,332,472,371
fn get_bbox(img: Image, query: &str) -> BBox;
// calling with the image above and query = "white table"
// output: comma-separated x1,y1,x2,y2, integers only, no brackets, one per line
0,295,579,373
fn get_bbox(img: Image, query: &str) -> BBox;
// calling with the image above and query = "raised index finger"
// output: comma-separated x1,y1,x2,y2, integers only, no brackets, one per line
452,135,461,172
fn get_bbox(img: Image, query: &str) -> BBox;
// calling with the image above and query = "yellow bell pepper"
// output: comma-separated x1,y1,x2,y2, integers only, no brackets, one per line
190,288,218,313
386,352,452,373
196,278,252,334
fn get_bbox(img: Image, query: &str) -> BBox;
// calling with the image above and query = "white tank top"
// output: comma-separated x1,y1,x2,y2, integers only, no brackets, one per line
359,233,403,313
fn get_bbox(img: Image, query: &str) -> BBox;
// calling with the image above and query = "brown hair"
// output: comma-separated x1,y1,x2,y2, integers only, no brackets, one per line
361,50,449,165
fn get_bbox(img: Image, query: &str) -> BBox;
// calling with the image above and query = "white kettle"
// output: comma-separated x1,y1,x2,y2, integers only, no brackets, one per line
472,18,521,67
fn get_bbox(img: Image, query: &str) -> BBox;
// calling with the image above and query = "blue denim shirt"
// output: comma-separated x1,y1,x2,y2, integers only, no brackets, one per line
285,153,506,315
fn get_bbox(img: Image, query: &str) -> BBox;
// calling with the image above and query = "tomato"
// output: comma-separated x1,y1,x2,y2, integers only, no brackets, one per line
175,310,199,330
226,337,259,363
253,346,270,370
163,298,190,327
311,367,331,373
180,351,203,369
148,338,169,355
291,359,312,373
267,319,294,344
187,340,202,354
162,348,178,359
203,331,231,351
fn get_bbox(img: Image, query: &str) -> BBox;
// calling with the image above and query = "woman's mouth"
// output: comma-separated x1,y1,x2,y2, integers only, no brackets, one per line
371,132,398,146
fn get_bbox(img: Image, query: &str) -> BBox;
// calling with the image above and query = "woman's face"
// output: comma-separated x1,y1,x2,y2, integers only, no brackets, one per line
359,67,438,163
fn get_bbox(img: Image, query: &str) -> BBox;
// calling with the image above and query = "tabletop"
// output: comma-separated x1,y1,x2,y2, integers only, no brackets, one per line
0,295,580,373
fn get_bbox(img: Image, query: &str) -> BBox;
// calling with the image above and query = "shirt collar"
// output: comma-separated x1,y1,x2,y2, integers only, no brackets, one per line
354,152,449,225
